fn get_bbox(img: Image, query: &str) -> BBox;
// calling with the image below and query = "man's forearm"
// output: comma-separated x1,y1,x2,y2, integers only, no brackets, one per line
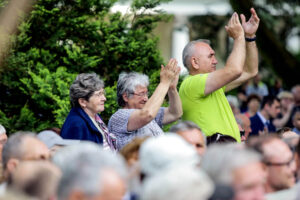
244,41,258,75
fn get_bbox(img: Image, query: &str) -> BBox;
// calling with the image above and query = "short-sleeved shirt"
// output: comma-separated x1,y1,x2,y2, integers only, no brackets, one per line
179,73,241,142
108,107,165,150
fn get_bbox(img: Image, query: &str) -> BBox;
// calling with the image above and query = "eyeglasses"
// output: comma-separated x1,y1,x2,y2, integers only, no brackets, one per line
264,156,294,167
131,92,149,97
94,90,106,97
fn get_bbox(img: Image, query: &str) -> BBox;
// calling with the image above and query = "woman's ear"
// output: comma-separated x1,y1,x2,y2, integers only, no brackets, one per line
78,98,87,108
122,93,129,103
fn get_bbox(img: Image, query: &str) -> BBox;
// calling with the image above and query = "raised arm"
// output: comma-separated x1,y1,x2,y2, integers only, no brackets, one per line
163,65,182,124
127,59,178,131
204,12,246,95
226,8,260,92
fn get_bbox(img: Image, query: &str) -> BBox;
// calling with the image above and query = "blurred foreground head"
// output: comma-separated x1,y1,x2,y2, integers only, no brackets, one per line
2,132,49,180
141,165,214,200
139,134,200,180
8,160,61,200
53,142,128,200
201,143,265,200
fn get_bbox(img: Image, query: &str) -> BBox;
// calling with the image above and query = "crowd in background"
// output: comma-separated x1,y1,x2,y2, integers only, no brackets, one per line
0,7,300,200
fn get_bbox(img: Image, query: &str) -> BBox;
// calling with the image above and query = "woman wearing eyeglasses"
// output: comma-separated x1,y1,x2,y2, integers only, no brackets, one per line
61,73,116,151
108,58,183,151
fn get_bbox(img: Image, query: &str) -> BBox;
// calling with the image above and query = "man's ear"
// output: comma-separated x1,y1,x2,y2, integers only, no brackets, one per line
122,93,129,103
78,98,87,108
191,57,200,70
6,158,19,175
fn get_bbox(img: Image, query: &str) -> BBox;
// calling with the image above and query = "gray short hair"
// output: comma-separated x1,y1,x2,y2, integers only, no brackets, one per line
201,143,262,185
117,72,149,107
142,166,214,200
70,73,104,108
182,39,211,70
170,121,206,145
0,124,6,135
53,142,127,199
2,132,36,169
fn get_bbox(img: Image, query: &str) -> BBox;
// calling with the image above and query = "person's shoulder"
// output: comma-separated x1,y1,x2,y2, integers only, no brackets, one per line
109,109,133,122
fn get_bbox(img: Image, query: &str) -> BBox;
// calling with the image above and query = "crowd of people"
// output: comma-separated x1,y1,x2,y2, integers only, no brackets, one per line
0,7,300,200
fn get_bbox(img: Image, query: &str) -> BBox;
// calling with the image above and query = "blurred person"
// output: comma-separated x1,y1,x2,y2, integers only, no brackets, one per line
265,137,300,200
108,58,182,151
0,132,49,194
8,160,61,200
37,130,80,157
201,143,266,200
246,73,269,98
61,73,116,151
269,78,283,97
273,91,294,128
292,110,300,134
244,94,261,118
250,96,280,136
119,137,149,168
0,125,7,184
180,9,260,143
285,85,300,128
235,114,252,142
139,134,200,180
170,121,206,155
141,165,214,200
0,125,7,162
248,135,296,193
227,95,241,115
53,142,127,200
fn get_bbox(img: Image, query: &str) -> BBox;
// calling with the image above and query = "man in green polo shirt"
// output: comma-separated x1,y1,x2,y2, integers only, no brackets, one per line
179,8,260,142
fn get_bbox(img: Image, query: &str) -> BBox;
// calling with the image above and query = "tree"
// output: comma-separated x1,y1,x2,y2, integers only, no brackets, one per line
0,0,171,134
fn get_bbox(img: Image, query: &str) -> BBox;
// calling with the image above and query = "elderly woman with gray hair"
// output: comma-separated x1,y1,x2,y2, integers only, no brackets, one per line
61,73,116,151
108,58,182,150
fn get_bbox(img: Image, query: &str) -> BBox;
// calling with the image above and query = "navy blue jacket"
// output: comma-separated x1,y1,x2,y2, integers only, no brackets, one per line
250,112,276,136
61,107,103,144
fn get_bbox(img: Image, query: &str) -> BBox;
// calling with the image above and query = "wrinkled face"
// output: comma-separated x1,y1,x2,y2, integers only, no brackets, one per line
266,100,281,118
233,162,266,200
85,89,106,114
178,129,206,156
293,112,300,129
191,43,218,73
263,139,296,191
248,99,260,113
125,85,148,109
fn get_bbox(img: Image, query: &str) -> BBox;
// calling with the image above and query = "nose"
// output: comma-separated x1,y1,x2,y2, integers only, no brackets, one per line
101,95,106,101
213,56,218,64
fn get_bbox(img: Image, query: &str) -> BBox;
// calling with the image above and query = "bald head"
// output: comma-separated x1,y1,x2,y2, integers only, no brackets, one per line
235,114,252,140
182,40,211,70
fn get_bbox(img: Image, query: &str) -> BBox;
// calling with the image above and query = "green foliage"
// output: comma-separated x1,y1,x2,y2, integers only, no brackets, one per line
0,0,170,133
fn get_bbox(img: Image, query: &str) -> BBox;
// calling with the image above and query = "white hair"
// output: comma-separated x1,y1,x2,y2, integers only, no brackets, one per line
201,143,262,185
52,142,127,199
139,133,200,177
0,124,6,135
141,165,214,200
117,72,149,107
